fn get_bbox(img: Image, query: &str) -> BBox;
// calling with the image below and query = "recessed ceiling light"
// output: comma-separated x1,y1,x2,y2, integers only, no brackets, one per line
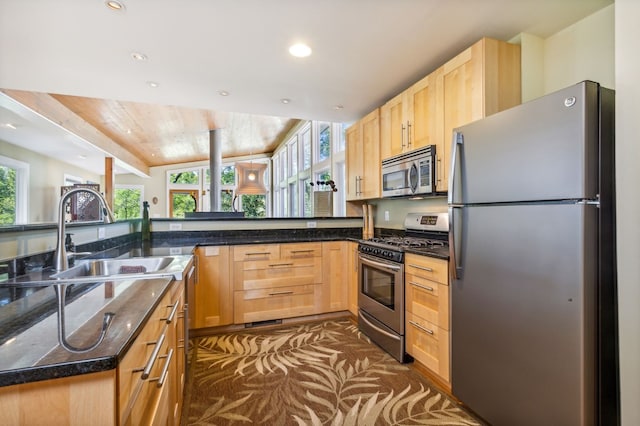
281,98,291,104
131,52,147,61
289,43,312,58
333,105,344,110
105,1,125,11
218,90,230,96
78,154,87,160
146,81,159,88
1,123,17,130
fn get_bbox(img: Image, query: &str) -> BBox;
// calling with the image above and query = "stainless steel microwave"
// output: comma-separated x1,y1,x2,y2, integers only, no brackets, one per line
381,145,435,197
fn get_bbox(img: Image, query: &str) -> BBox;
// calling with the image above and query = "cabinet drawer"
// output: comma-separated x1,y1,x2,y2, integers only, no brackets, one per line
234,257,322,291
405,254,448,285
233,244,280,261
123,324,174,425
234,284,321,324
405,273,449,330
405,312,450,383
118,291,172,422
280,242,322,258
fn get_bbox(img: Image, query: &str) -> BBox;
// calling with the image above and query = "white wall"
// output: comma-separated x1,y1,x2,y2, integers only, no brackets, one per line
615,1,640,424
0,139,102,223
544,4,615,93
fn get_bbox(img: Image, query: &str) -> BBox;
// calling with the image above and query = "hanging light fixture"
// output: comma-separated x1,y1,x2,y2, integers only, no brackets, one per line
235,162,268,194
235,119,268,195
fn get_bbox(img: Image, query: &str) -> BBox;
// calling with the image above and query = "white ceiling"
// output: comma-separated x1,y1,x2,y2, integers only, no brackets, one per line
0,0,613,175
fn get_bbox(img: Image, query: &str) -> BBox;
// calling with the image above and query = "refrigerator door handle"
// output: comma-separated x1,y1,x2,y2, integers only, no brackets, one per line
448,131,464,205
448,206,462,279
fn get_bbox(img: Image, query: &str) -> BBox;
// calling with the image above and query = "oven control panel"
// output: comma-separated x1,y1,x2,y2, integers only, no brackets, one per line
358,244,404,263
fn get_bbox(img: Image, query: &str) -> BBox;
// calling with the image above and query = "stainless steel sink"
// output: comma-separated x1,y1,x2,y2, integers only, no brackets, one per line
51,256,175,280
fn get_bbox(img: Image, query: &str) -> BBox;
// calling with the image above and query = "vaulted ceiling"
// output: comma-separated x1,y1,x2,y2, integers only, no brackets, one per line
0,0,613,177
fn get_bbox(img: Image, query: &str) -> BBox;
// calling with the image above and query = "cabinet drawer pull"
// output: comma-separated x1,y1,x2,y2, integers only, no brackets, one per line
268,262,294,268
150,348,174,388
409,281,434,292
268,290,294,296
135,330,166,379
245,252,271,256
408,264,434,272
409,320,434,335
162,301,180,324
290,250,314,254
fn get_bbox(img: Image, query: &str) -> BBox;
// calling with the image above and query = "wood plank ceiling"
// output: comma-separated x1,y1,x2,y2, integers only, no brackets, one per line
3,89,300,172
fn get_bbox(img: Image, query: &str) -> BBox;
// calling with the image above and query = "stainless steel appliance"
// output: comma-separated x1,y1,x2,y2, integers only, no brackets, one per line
448,81,619,425
381,145,435,197
358,212,448,363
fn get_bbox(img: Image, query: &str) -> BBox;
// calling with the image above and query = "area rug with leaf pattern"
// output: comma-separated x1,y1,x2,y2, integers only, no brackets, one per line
183,319,483,425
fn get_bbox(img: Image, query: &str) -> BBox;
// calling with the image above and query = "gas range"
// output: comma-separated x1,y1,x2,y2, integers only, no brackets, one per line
358,212,449,262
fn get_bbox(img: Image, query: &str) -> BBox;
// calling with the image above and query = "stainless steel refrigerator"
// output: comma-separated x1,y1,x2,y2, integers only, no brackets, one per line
448,81,619,426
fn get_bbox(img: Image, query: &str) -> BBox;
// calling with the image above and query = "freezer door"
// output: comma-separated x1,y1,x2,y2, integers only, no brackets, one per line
450,203,597,426
449,81,602,204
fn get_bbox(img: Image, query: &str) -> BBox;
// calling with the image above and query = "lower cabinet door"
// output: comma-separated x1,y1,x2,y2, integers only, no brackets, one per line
405,312,450,383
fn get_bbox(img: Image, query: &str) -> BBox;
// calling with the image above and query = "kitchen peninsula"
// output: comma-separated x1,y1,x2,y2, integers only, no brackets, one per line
0,216,363,425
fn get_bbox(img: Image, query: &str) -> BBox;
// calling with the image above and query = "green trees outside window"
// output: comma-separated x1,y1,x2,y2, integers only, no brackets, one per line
0,166,16,225
113,188,142,220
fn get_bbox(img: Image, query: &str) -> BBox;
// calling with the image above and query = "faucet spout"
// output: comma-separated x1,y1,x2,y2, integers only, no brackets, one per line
54,188,116,272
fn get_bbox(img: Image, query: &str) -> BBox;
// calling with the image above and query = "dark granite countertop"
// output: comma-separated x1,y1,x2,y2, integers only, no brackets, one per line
0,276,174,387
0,244,194,388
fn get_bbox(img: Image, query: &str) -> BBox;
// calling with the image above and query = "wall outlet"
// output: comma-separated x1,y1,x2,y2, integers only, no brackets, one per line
98,227,106,239
384,211,390,221
169,247,183,255
169,223,182,231
306,221,317,228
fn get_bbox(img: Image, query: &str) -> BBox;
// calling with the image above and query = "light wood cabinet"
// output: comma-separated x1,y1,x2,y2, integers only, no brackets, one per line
381,72,437,159
434,37,521,192
232,242,323,324
194,246,232,328
321,241,349,312
0,370,116,425
404,254,451,386
346,108,381,201
119,281,181,426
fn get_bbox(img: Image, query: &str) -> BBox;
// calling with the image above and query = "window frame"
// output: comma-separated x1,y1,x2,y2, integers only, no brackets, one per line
0,155,29,225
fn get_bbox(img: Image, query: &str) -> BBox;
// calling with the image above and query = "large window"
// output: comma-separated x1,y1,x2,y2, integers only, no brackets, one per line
113,185,143,219
272,121,345,218
166,159,270,218
0,156,28,225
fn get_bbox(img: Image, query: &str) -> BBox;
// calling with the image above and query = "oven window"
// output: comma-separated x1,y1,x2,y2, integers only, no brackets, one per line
382,169,407,192
361,264,396,308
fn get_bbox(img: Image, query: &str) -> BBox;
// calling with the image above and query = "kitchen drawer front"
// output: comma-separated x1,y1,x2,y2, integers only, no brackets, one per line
280,242,322,259
233,257,322,291
405,312,450,383
233,244,280,261
233,284,321,324
123,323,174,426
118,291,173,422
405,273,450,330
405,254,448,285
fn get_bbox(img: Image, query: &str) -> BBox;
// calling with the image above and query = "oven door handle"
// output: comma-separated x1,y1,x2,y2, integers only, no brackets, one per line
359,254,402,272
359,311,401,342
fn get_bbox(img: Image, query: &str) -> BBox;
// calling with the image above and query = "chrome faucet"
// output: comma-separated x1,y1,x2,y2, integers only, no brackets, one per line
54,188,116,271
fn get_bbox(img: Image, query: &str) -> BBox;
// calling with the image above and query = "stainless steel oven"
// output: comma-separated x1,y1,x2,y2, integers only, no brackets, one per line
358,212,449,363
358,246,408,362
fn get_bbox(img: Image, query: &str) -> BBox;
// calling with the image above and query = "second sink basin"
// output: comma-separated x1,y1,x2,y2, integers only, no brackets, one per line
52,256,175,280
